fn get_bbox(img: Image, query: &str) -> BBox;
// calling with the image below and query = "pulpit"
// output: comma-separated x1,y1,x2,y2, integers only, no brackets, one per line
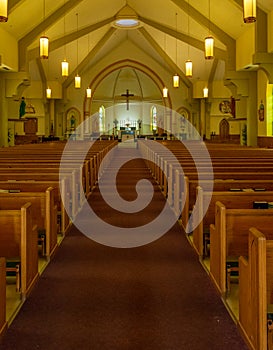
9,117,39,145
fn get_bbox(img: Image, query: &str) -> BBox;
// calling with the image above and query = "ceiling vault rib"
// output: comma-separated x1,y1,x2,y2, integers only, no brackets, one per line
18,0,85,71
27,16,116,62
138,26,192,89
63,27,117,89
139,16,228,63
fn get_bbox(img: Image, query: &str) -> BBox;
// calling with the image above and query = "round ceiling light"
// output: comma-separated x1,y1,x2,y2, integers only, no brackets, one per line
114,18,140,28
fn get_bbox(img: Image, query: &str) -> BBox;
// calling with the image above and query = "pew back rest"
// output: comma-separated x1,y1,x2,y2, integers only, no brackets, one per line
225,208,273,257
0,188,56,232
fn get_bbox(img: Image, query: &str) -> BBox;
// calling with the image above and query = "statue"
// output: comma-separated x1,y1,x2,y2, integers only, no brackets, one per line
70,114,76,130
19,97,26,118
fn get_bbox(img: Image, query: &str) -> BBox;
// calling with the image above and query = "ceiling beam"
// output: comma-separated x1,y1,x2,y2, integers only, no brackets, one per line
18,0,85,71
63,27,117,89
27,16,116,62
139,16,228,62
138,26,192,89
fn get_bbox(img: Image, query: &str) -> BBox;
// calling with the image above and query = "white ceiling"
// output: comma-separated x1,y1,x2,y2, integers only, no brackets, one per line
2,0,273,88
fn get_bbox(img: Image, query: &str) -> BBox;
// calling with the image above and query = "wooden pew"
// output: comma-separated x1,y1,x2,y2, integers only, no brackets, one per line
209,201,273,296
0,179,70,235
0,203,39,300
0,188,58,259
238,227,272,350
0,257,7,340
191,187,273,258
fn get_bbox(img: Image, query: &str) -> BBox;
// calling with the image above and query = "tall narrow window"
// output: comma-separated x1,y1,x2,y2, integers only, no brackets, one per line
151,106,157,131
99,106,105,133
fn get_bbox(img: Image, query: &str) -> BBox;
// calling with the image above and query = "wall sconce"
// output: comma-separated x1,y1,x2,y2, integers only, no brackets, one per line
243,0,256,23
0,0,8,22
86,87,92,98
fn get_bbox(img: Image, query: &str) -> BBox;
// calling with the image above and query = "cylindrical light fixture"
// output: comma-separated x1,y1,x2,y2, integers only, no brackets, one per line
203,86,208,98
86,87,92,98
205,35,214,59
163,87,168,98
46,87,52,99
173,74,179,88
61,59,69,77
243,0,256,23
0,0,8,22
185,60,193,77
75,74,81,89
40,35,49,59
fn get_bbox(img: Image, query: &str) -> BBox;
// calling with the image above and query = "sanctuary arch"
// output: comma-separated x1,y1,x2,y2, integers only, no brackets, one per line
83,60,173,137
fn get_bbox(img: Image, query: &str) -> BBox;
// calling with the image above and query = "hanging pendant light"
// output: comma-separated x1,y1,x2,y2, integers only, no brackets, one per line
40,0,49,59
204,0,214,60
61,1,69,77
205,35,214,59
46,87,52,99
75,74,81,89
173,74,179,88
172,13,179,88
243,0,256,23
86,87,92,98
185,1,193,77
203,86,208,98
74,13,81,89
185,60,192,77
0,0,8,22
163,87,168,98
61,59,69,77
40,35,49,59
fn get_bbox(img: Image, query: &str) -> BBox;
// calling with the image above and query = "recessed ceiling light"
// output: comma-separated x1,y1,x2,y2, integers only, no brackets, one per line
113,5,141,29
114,18,140,28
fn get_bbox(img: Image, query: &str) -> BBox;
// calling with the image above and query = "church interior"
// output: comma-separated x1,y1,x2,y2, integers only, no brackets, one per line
1,1,273,349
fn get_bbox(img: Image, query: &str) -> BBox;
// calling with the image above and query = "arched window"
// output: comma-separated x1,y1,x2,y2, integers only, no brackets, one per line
151,106,157,131
99,105,105,133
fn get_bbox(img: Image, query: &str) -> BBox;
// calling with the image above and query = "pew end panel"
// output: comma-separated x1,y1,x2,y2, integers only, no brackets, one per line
0,257,7,340
209,202,227,296
0,203,39,300
238,227,268,350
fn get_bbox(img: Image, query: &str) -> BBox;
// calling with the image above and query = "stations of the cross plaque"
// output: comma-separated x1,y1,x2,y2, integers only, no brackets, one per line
121,89,134,110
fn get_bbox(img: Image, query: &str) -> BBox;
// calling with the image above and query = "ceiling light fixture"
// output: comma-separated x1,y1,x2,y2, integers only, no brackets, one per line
243,0,256,23
113,4,141,29
75,13,81,89
0,0,8,22
204,0,214,60
40,0,49,59
61,0,69,77
173,12,179,88
185,0,192,77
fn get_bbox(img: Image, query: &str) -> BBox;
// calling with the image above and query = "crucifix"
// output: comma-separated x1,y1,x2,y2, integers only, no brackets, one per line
121,89,134,110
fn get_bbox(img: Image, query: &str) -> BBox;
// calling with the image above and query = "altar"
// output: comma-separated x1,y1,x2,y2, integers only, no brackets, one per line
121,130,135,142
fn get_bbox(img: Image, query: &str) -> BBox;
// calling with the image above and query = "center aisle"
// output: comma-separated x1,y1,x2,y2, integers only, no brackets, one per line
0,148,248,350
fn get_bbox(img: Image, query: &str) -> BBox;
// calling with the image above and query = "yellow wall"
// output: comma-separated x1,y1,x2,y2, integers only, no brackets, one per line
236,26,255,70
268,10,273,52
0,28,18,71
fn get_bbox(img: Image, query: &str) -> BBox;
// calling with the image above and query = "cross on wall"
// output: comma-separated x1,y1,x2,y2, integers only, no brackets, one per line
121,89,134,110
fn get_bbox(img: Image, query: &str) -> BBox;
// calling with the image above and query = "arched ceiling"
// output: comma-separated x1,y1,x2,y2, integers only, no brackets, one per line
3,0,273,88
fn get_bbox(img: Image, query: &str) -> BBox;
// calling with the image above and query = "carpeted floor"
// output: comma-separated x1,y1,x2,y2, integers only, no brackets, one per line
0,148,249,350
